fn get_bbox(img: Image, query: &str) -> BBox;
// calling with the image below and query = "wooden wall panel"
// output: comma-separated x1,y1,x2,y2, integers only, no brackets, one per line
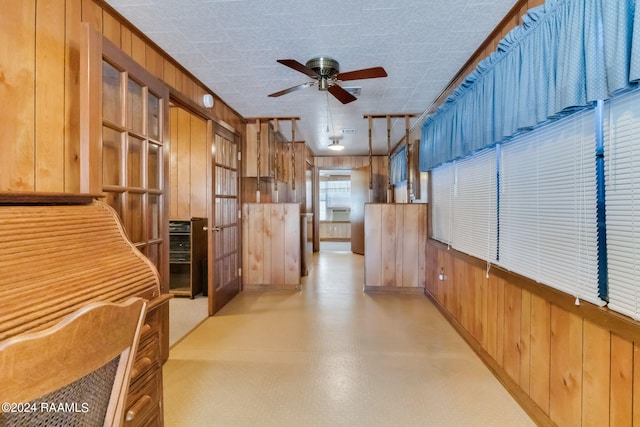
120,25,132,56
3,0,246,198
35,0,66,192
364,204,426,292
503,282,522,384
529,293,550,414
283,204,300,285
1,1,36,192
609,334,633,427
102,10,121,46
64,0,82,193
242,203,300,290
395,206,405,286
243,203,263,286
130,32,146,67
270,204,285,285
634,344,640,427
495,276,506,367
364,204,382,287
519,289,531,393
582,320,610,427
175,107,191,219
146,45,163,80
261,206,272,284
473,266,485,344
426,239,640,427
81,0,102,31
169,107,179,217
485,273,499,359
549,306,583,427
382,205,396,287
189,114,207,218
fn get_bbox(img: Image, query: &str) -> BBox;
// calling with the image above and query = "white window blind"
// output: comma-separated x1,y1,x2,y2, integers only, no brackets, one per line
499,108,602,306
604,89,640,319
450,148,497,262
431,163,454,244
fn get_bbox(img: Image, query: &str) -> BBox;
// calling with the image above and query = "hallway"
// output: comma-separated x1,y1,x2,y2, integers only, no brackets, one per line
163,249,534,426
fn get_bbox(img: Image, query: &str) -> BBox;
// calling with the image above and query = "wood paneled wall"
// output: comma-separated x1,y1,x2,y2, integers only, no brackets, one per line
0,0,244,194
242,203,300,290
169,106,209,219
426,239,640,427
365,204,427,292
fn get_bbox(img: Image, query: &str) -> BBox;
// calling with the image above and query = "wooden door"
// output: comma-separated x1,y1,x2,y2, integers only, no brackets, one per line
210,125,241,314
351,166,370,255
99,38,170,290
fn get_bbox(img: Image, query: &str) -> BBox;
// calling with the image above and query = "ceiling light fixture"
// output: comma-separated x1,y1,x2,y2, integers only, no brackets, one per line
328,140,345,151
328,136,344,151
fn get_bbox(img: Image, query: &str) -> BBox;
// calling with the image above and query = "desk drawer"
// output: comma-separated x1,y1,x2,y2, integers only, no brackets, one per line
125,370,160,427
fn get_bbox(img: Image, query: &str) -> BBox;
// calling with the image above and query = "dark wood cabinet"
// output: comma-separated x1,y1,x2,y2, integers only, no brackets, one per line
169,218,207,298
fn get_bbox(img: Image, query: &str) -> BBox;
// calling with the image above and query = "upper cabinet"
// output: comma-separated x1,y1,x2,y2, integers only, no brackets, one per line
244,121,291,182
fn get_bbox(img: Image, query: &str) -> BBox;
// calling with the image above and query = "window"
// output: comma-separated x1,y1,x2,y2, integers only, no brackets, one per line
430,109,602,306
498,109,601,305
604,88,640,319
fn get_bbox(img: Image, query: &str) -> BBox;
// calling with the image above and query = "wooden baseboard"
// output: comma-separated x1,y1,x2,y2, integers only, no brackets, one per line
424,289,556,427
364,285,424,294
242,284,301,292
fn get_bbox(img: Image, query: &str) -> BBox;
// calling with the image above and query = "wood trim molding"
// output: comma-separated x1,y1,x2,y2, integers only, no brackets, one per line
0,192,101,205
364,286,424,294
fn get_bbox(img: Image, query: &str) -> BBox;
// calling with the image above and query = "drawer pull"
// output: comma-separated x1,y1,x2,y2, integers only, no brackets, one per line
130,357,153,381
126,395,152,422
140,323,152,338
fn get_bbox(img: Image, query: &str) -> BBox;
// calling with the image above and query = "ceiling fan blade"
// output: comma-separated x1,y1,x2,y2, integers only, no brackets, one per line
337,66,388,81
277,59,319,78
328,85,357,104
268,83,312,98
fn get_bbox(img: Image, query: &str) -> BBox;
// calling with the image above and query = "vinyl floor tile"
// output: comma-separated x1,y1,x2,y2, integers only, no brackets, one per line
164,251,534,427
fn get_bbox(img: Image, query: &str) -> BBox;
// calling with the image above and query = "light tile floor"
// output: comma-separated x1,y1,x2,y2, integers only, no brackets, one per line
163,251,534,427
169,293,208,347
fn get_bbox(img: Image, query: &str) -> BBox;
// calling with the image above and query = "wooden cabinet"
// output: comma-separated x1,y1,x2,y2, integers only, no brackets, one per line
169,219,207,298
244,121,291,181
242,203,301,290
364,203,428,292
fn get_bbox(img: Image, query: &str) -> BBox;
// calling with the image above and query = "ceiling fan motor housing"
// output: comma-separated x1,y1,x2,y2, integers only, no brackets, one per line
306,57,339,90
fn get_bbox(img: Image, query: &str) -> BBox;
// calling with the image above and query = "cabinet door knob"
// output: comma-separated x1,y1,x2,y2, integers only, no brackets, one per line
203,226,208,231
212,226,222,232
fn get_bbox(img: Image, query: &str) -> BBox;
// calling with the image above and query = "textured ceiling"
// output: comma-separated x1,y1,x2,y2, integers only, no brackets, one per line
107,0,518,155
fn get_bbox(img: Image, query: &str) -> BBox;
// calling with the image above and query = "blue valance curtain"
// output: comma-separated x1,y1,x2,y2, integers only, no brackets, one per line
390,146,407,185
420,0,640,171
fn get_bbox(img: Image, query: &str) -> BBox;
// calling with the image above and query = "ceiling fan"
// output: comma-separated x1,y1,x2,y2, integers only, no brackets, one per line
268,57,387,104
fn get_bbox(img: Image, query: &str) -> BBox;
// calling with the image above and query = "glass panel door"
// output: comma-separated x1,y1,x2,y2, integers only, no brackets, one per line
101,57,167,276
212,130,240,312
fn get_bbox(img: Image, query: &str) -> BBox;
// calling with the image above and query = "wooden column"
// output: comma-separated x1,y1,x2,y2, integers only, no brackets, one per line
291,119,296,191
405,115,411,203
255,118,261,203
387,115,392,203
368,115,373,200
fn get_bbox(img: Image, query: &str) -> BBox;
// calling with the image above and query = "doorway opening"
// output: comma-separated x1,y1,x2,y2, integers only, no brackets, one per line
318,169,351,253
